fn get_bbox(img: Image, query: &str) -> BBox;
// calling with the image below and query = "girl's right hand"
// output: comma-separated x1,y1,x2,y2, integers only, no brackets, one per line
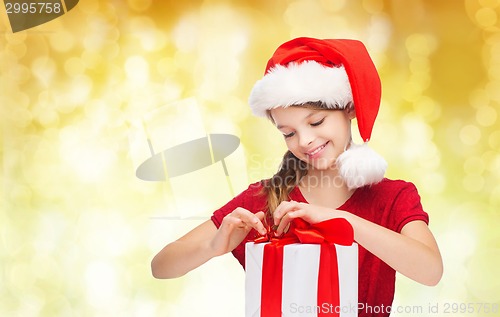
209,207,267,256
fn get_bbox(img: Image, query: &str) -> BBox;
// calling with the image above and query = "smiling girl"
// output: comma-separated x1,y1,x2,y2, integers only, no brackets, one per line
151,37,443,317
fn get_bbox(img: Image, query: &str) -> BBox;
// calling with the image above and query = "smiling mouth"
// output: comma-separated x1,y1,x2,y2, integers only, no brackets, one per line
306,142,329,157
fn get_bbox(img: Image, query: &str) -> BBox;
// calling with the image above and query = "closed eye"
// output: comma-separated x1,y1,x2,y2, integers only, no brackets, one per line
310,118,325,127
283,131,295,138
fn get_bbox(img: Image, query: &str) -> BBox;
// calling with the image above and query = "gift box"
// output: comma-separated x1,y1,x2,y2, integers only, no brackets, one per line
245,218,358,317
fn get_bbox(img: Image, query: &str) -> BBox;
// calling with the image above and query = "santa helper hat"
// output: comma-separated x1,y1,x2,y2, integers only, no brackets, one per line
249,37,387,189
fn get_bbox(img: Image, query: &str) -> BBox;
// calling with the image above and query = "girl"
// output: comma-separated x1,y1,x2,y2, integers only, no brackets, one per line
151,37,443,316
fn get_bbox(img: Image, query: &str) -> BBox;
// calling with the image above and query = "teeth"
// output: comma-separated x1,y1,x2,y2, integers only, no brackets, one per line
308,144,325,156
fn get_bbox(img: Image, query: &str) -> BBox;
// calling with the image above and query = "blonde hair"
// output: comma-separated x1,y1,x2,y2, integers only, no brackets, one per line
261,101,352,215
261,150,308,215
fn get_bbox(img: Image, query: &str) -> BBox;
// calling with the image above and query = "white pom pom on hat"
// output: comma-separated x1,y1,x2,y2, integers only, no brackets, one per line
336,143,387,189
248,37,387,189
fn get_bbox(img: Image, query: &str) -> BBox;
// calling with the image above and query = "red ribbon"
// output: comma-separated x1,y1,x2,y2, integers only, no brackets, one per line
254,218,354,317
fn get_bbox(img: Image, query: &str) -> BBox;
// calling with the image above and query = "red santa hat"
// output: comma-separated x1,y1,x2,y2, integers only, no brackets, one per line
249,37,387,189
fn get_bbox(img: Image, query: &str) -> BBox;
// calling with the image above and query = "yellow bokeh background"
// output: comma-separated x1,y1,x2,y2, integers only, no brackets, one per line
1,0,500,316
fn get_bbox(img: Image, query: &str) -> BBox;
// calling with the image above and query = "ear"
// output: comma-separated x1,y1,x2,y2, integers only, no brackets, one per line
346,106,356,120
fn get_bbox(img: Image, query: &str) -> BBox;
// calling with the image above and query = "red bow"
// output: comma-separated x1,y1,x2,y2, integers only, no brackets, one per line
253,217,354,317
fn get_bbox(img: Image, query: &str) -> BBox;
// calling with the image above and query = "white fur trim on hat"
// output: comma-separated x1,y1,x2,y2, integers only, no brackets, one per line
249,61,353,117
336,143,387,189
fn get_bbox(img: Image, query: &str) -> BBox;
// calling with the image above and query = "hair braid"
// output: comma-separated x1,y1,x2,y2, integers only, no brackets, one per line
261,150,308,216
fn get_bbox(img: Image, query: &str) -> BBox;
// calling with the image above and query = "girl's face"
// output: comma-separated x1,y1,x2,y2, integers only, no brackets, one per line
270,105,354,171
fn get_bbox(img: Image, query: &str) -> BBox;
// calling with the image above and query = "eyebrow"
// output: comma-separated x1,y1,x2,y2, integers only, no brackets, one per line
276,111,318,130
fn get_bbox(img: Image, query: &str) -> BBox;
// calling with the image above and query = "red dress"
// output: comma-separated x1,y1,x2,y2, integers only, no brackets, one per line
211,178,429,317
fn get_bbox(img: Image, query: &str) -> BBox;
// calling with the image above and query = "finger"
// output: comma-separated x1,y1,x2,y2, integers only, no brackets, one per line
255,211,266,221
272,200,288,225
273,200,298,226
247,216,267,235
276,212,292,235
273,201,291,226
286,208,303,220
233,208,267,235
248,211,267,235
221,216,247,230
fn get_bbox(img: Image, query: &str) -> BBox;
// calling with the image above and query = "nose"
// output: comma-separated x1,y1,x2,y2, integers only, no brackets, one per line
298,130,314,148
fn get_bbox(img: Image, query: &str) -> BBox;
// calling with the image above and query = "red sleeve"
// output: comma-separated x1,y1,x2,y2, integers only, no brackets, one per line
390,182,429,233
210,181,267,229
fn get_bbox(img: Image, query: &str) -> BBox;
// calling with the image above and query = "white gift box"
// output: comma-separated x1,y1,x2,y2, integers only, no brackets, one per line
245,242,358,317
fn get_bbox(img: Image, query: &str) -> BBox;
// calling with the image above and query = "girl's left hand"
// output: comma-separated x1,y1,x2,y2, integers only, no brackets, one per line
272,200,339,235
